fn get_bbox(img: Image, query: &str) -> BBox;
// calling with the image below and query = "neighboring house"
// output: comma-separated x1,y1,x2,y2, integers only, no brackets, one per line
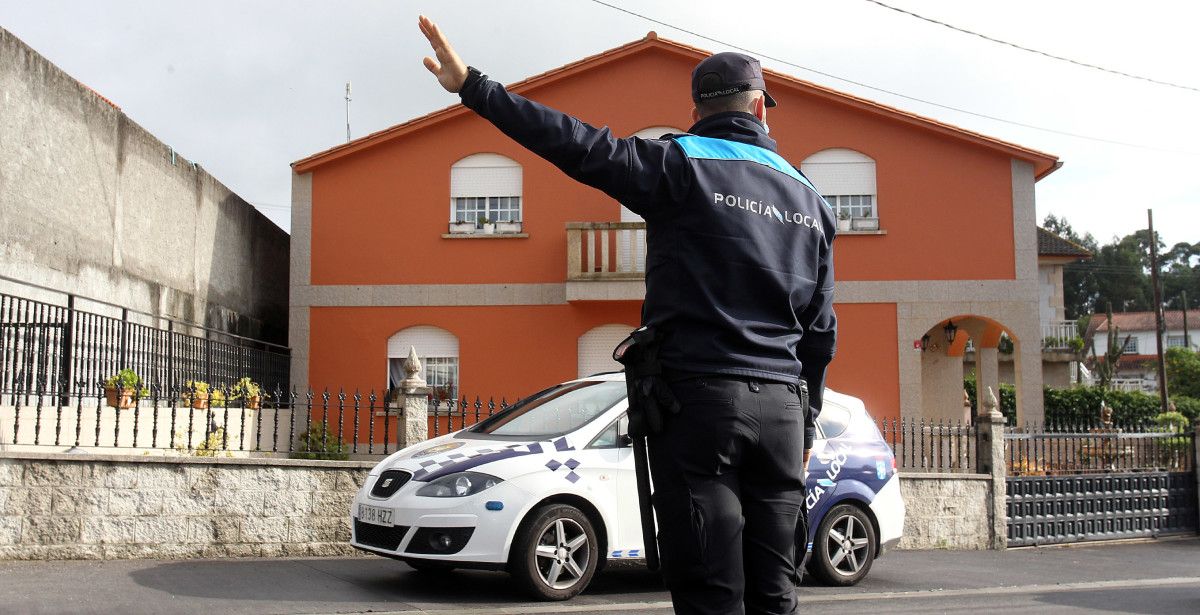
290,33,1061,424
1087,310,1199,392
0,27,289,345
964,228,1092,388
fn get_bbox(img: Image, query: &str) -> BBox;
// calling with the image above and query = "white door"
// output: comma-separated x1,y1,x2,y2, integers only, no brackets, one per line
578,325,635,378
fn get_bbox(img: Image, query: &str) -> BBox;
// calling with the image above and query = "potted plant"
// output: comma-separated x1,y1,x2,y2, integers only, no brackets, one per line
231,377,263,409
183,380,211,409
449,216,475,234
836,209,852,231
479,215,495,235
496,218,522,234
104,369,145,409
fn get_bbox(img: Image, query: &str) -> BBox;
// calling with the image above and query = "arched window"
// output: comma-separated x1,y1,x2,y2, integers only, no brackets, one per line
578,324,636,378
388,326,459,399
800,148,877,224
450,153,522,230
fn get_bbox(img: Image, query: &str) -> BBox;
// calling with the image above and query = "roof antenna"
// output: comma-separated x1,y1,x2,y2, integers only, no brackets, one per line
344,81,352,142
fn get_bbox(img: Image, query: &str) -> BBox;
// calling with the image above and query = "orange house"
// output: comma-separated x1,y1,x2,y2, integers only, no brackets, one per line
290,34,1059,426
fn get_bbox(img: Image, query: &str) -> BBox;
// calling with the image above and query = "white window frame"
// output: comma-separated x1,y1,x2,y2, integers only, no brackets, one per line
801,148,878,222
1166,335,1188,349
450,153,523,230
387,326,460,399
1122,337,1139,354
822,194,876,219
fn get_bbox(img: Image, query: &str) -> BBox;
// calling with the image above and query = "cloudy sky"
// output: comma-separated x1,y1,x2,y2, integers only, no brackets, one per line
3,0,1197,247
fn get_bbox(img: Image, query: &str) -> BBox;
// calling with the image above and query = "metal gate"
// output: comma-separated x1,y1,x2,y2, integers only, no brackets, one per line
1005,426,1197,547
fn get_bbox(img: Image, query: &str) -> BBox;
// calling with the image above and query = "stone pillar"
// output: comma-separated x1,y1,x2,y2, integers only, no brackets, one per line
975,347,1001,421
399,346,429,448
976,387,1008,549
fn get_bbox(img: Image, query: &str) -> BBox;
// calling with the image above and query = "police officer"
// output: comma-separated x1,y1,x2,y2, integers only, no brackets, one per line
420,16,836,615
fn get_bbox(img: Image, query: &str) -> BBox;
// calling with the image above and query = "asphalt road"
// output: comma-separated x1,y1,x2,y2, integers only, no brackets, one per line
0,539,1197,614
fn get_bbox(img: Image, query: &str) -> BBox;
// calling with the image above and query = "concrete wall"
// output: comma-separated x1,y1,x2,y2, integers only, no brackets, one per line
0,453,369,560
899,474,993,550
0,28,288,344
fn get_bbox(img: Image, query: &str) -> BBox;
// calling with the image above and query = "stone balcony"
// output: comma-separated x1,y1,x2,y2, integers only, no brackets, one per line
565,222,646,301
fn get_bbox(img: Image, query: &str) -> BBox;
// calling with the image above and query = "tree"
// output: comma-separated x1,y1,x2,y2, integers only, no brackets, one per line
1045,214,1198,318
1043,214,1099,319
1165,347,1200,399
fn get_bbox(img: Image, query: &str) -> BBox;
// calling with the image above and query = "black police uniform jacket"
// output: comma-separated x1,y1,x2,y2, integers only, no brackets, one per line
459,69,837,447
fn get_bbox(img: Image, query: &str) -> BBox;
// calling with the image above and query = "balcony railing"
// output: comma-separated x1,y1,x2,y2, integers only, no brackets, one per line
566,222,647,280
1041,321,1079,350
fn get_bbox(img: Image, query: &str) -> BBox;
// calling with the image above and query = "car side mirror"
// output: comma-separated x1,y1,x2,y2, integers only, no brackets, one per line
618,434,634,448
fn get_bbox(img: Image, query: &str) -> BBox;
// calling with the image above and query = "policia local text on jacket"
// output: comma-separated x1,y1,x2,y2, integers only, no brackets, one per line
458,63,835,614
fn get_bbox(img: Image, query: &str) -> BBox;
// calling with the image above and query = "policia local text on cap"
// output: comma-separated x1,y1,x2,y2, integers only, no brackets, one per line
420,16,836,615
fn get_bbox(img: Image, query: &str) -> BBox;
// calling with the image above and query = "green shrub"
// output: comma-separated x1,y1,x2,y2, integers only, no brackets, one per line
1042,386,1162,426
1169,396,1200,421
291,421,350,460
963,374,1016,424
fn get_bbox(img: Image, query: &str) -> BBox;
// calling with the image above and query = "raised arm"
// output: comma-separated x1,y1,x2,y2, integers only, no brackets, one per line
418,15,688,214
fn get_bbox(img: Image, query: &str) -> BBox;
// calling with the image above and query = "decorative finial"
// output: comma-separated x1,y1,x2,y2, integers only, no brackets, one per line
984,386,1003,420
401,346,426,391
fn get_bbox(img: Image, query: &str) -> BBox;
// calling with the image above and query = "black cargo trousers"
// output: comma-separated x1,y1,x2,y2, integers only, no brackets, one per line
648,374,807,615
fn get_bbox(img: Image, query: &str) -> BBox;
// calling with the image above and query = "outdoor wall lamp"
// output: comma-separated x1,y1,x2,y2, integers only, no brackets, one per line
944,320,958,344
920,334,931,351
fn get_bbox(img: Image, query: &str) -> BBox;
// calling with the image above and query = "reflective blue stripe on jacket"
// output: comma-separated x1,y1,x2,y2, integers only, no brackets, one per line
459,70,837,443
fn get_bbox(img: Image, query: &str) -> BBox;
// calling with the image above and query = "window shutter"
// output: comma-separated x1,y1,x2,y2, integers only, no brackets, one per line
388,326,459,359
451,153,522,198
800,149,876,196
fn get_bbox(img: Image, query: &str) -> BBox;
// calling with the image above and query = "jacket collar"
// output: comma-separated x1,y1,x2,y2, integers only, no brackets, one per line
686,112,778,153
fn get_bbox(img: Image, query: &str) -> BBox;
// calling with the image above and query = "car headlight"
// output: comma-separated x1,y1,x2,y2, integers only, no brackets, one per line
415,472,503,498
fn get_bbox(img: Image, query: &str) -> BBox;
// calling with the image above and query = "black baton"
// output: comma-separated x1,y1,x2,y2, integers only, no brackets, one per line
631,433,659,571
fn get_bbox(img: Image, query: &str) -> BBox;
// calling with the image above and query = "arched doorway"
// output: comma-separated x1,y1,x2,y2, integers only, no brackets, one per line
918,315,1022,424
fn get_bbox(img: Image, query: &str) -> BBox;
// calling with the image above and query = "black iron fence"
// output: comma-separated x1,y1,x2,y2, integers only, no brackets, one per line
1,383,512,458
428,395,513,437
880,418,980,473
1005,422,1195,476
0,284,289,401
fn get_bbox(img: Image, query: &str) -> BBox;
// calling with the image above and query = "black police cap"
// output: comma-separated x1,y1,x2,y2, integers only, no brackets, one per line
691,52,777,108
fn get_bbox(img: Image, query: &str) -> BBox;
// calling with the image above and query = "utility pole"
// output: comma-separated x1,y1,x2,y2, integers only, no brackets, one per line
345,81,353,143
1147,210,1169,413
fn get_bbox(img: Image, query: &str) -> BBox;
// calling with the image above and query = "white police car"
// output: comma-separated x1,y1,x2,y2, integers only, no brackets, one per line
350,373,904,600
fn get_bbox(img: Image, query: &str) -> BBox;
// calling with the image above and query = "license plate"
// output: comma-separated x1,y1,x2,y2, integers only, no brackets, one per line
358,503,394,527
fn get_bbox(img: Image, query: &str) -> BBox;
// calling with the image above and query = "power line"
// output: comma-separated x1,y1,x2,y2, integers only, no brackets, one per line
861,0,1200,94
585,0,1200,157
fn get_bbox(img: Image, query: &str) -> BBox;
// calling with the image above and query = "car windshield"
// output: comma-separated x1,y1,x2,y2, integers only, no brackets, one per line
467,380,625,439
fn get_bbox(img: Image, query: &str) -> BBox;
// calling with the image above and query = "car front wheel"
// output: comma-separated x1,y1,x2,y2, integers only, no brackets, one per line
807,503,876,586
510,504,599,600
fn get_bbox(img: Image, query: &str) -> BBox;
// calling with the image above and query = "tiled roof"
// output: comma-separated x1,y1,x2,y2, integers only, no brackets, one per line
1037,228,1091,258
293,33,1059,175
1092,310,1200,333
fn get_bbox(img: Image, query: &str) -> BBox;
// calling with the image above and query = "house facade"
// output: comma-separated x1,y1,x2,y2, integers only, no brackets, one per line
1088,310,1199,391
290,34,1060,426
964,228,1092,388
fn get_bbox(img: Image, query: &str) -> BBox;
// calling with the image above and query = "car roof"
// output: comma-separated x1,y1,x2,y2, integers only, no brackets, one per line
570,371,864,412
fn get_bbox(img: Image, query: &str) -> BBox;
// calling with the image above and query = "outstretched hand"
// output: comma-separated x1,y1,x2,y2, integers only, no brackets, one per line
419,15,468,93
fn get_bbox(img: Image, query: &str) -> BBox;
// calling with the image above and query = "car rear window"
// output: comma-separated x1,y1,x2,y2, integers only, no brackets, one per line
467,381,625,439
816,402,852,439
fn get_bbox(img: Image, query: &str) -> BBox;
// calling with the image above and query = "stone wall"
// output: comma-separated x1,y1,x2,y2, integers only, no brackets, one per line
898,473,994,550
0,27,289,344
0,453,372,560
